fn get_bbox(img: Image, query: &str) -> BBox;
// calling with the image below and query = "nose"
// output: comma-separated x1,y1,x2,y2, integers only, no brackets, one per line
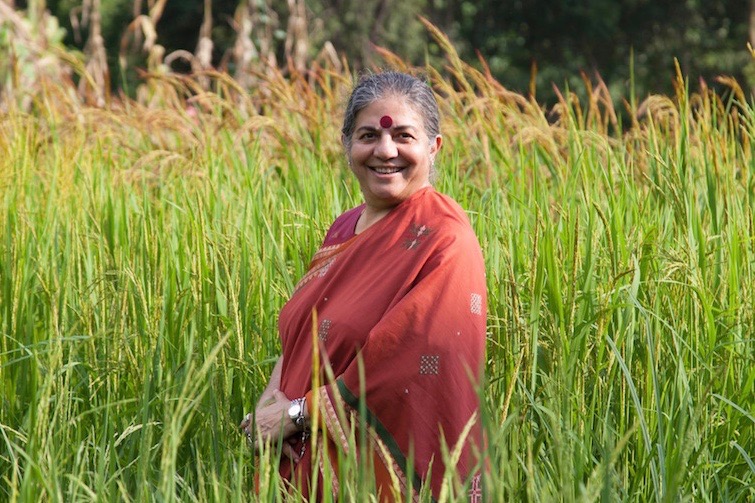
374,133,398,159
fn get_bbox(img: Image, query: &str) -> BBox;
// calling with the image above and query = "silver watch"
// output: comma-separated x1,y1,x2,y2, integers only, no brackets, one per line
287,397,307,431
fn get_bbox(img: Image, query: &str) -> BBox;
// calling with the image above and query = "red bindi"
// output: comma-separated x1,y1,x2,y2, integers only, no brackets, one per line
379,115,393,129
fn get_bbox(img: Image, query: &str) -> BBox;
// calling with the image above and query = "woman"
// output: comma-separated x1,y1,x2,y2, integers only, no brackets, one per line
241,71,486,501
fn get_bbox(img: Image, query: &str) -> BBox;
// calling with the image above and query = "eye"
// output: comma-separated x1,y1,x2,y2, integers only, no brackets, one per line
396,132,415,141
358,132,376,140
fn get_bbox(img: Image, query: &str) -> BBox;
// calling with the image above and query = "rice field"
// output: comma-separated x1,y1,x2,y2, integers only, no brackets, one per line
0,44,754,501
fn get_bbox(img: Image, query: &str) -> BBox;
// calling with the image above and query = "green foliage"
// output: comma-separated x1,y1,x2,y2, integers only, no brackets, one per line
308,0,433,67
0,53,753,500
23,0,755,104
442,0,754,102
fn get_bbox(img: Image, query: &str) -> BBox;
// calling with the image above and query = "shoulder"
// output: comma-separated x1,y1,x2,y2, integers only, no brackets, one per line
407,190,485,281
414,189,469,222
412,189,475,237
405,189,482,258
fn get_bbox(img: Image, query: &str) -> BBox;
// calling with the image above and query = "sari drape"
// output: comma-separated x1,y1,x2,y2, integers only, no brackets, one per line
276,187,486,501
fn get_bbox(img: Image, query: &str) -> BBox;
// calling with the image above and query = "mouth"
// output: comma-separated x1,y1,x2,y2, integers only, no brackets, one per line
370,165,404,175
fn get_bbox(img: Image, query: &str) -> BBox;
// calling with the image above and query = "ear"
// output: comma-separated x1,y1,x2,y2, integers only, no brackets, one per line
430,134,442,155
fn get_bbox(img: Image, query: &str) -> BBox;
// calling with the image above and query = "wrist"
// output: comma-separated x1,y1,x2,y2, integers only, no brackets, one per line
287,397,310,432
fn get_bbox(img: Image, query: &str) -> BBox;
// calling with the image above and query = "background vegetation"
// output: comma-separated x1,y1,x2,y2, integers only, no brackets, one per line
4,0,755,104
1,1,754,501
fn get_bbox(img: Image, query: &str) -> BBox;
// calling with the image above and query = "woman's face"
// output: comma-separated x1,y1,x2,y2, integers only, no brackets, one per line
346,96,442,212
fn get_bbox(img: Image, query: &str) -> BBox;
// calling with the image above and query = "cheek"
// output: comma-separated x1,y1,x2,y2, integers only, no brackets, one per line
349,145,369,164
347,157,363,178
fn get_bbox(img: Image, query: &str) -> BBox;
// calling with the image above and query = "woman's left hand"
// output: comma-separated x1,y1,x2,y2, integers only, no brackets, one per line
256,390,299,442
240,390,300,460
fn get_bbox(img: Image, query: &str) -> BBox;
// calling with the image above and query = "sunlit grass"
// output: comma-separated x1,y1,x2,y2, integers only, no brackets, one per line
1,39,754,501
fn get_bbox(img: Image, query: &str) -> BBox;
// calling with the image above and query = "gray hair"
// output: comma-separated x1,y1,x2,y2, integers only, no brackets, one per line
341,72,441,148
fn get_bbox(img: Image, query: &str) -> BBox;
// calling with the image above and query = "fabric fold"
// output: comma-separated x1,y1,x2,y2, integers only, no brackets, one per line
277,187,486,501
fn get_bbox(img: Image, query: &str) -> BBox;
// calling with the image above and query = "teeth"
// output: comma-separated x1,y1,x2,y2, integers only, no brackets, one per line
373,167,401,174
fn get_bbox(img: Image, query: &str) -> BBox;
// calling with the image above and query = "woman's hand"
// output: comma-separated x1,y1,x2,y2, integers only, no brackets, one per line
240,390,301,462
256,390,299,442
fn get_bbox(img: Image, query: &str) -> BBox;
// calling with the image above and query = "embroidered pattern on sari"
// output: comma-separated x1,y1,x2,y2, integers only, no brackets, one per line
469,474,483,503
367,415,419,503
318,319,332,341
293,240,356,293
419,355,440,375
318,386,351,453
317,383,421,502
403,223,432,250
277,189,486,501
316,436,340,496
470,293,483,315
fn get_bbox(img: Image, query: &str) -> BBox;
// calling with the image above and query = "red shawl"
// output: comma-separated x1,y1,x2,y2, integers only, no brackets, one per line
277,187,486,500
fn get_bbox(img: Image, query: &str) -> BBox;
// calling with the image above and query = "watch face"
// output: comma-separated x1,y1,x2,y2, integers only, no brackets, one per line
288,403,301,417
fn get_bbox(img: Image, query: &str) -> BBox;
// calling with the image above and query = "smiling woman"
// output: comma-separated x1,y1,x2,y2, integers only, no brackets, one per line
346,91,442,232
241,72,487,501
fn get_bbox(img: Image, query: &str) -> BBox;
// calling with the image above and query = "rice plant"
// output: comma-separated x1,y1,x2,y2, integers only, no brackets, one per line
0,21,753,503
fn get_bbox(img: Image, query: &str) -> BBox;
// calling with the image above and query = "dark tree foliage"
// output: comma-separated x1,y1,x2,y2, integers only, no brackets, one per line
309,0,434,68
435,0,753,102
156,0,240,69
36,0,755,103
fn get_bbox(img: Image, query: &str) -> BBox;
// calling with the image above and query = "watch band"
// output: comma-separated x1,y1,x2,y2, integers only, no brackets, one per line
289,397,308,431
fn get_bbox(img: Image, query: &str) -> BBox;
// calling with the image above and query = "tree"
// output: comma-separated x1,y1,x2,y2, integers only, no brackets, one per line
442,0,753,102
14,0,755,101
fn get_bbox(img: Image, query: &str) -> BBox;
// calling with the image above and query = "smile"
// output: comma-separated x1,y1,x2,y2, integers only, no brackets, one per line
371,166,403,174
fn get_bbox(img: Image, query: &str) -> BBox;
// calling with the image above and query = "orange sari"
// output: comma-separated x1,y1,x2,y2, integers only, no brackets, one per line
276,187,486,501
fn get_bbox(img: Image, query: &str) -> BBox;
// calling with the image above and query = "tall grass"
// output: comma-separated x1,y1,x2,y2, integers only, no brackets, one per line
1,37,754,501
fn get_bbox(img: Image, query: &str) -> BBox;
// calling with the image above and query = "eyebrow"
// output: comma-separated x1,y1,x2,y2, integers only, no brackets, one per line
355,124,418,133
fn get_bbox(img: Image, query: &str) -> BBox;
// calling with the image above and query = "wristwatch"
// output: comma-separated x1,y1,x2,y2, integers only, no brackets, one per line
288,397,308,431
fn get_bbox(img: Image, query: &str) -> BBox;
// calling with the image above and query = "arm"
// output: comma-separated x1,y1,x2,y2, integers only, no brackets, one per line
314,223,487,491
240,356,309,461
254,356,283,411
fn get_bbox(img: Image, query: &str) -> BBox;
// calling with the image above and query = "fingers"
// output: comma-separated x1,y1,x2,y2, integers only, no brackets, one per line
239,412,255,448
239,412,253,430
245,429,255,447
238,416,302,464
241,391,294,451
281,442,301,463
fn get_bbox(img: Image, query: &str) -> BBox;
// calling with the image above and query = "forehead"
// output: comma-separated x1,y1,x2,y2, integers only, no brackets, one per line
354,97,424,128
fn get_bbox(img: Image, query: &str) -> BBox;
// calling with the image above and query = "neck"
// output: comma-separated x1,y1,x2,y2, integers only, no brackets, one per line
355,206,393,234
